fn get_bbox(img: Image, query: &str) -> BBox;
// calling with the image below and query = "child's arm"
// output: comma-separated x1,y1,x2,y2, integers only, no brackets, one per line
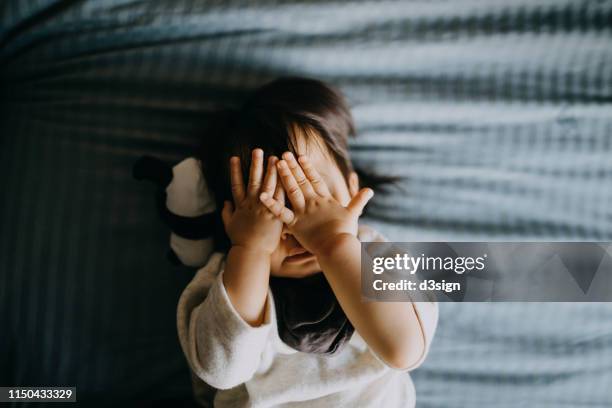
177,149,285,390
221,149,284,326
316,235,426,370
260,152,427,370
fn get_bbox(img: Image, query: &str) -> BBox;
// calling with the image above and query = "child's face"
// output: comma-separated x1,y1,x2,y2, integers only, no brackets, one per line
269,130,359,278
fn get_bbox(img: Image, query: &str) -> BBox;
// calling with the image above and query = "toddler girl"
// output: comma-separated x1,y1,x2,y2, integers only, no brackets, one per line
177,77,438,407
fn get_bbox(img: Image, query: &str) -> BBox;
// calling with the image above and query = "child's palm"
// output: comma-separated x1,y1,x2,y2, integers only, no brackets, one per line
222,150,284,254
259,152,373,256
289,197,356,254
223,201,282,253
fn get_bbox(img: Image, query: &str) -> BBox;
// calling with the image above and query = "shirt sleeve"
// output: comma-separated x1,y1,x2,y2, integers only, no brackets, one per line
177,253,276,390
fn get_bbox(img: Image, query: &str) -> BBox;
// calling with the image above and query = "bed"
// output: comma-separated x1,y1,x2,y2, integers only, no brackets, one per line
1,0,611,406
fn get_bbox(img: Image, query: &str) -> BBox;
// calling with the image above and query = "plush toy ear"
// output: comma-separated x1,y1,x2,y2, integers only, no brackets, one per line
134,155,217,268
133,156,173,186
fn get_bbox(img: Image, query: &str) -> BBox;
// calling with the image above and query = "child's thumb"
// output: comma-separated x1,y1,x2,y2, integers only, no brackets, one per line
221,200,233,227
347,188,374,216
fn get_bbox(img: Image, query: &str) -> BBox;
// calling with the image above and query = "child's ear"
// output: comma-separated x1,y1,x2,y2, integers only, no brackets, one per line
348,172,359,198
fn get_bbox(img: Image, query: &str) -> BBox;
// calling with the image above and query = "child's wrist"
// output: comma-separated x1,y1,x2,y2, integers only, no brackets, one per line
314,233,358,260
231,243,274,258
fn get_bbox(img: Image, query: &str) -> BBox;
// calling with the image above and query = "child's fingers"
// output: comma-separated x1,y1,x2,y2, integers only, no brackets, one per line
297,155,331,197
277,159,305,212
247,148,264,196
221,200,234,229
273,181,285,205
348,171,359,198
229,156,245,203
260,192,295,225
282,152,316,198
347,188,374,216
261,156,278,195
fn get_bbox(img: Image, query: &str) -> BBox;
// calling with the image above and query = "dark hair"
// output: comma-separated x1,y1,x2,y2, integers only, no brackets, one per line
197,76,398,250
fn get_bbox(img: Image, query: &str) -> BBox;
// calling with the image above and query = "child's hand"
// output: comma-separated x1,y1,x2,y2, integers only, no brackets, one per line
259,152,373,256
222,149,284,255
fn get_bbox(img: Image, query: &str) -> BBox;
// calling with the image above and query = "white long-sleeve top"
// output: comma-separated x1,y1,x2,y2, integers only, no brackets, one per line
177,225,439,407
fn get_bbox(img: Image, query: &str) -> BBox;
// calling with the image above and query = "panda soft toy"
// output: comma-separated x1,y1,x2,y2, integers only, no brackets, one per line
132,155,217,268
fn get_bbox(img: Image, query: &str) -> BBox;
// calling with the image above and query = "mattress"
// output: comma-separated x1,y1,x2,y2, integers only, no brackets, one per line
1,0,611,406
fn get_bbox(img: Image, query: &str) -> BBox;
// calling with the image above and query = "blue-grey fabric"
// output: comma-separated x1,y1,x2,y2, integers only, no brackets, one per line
1,0,611,406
